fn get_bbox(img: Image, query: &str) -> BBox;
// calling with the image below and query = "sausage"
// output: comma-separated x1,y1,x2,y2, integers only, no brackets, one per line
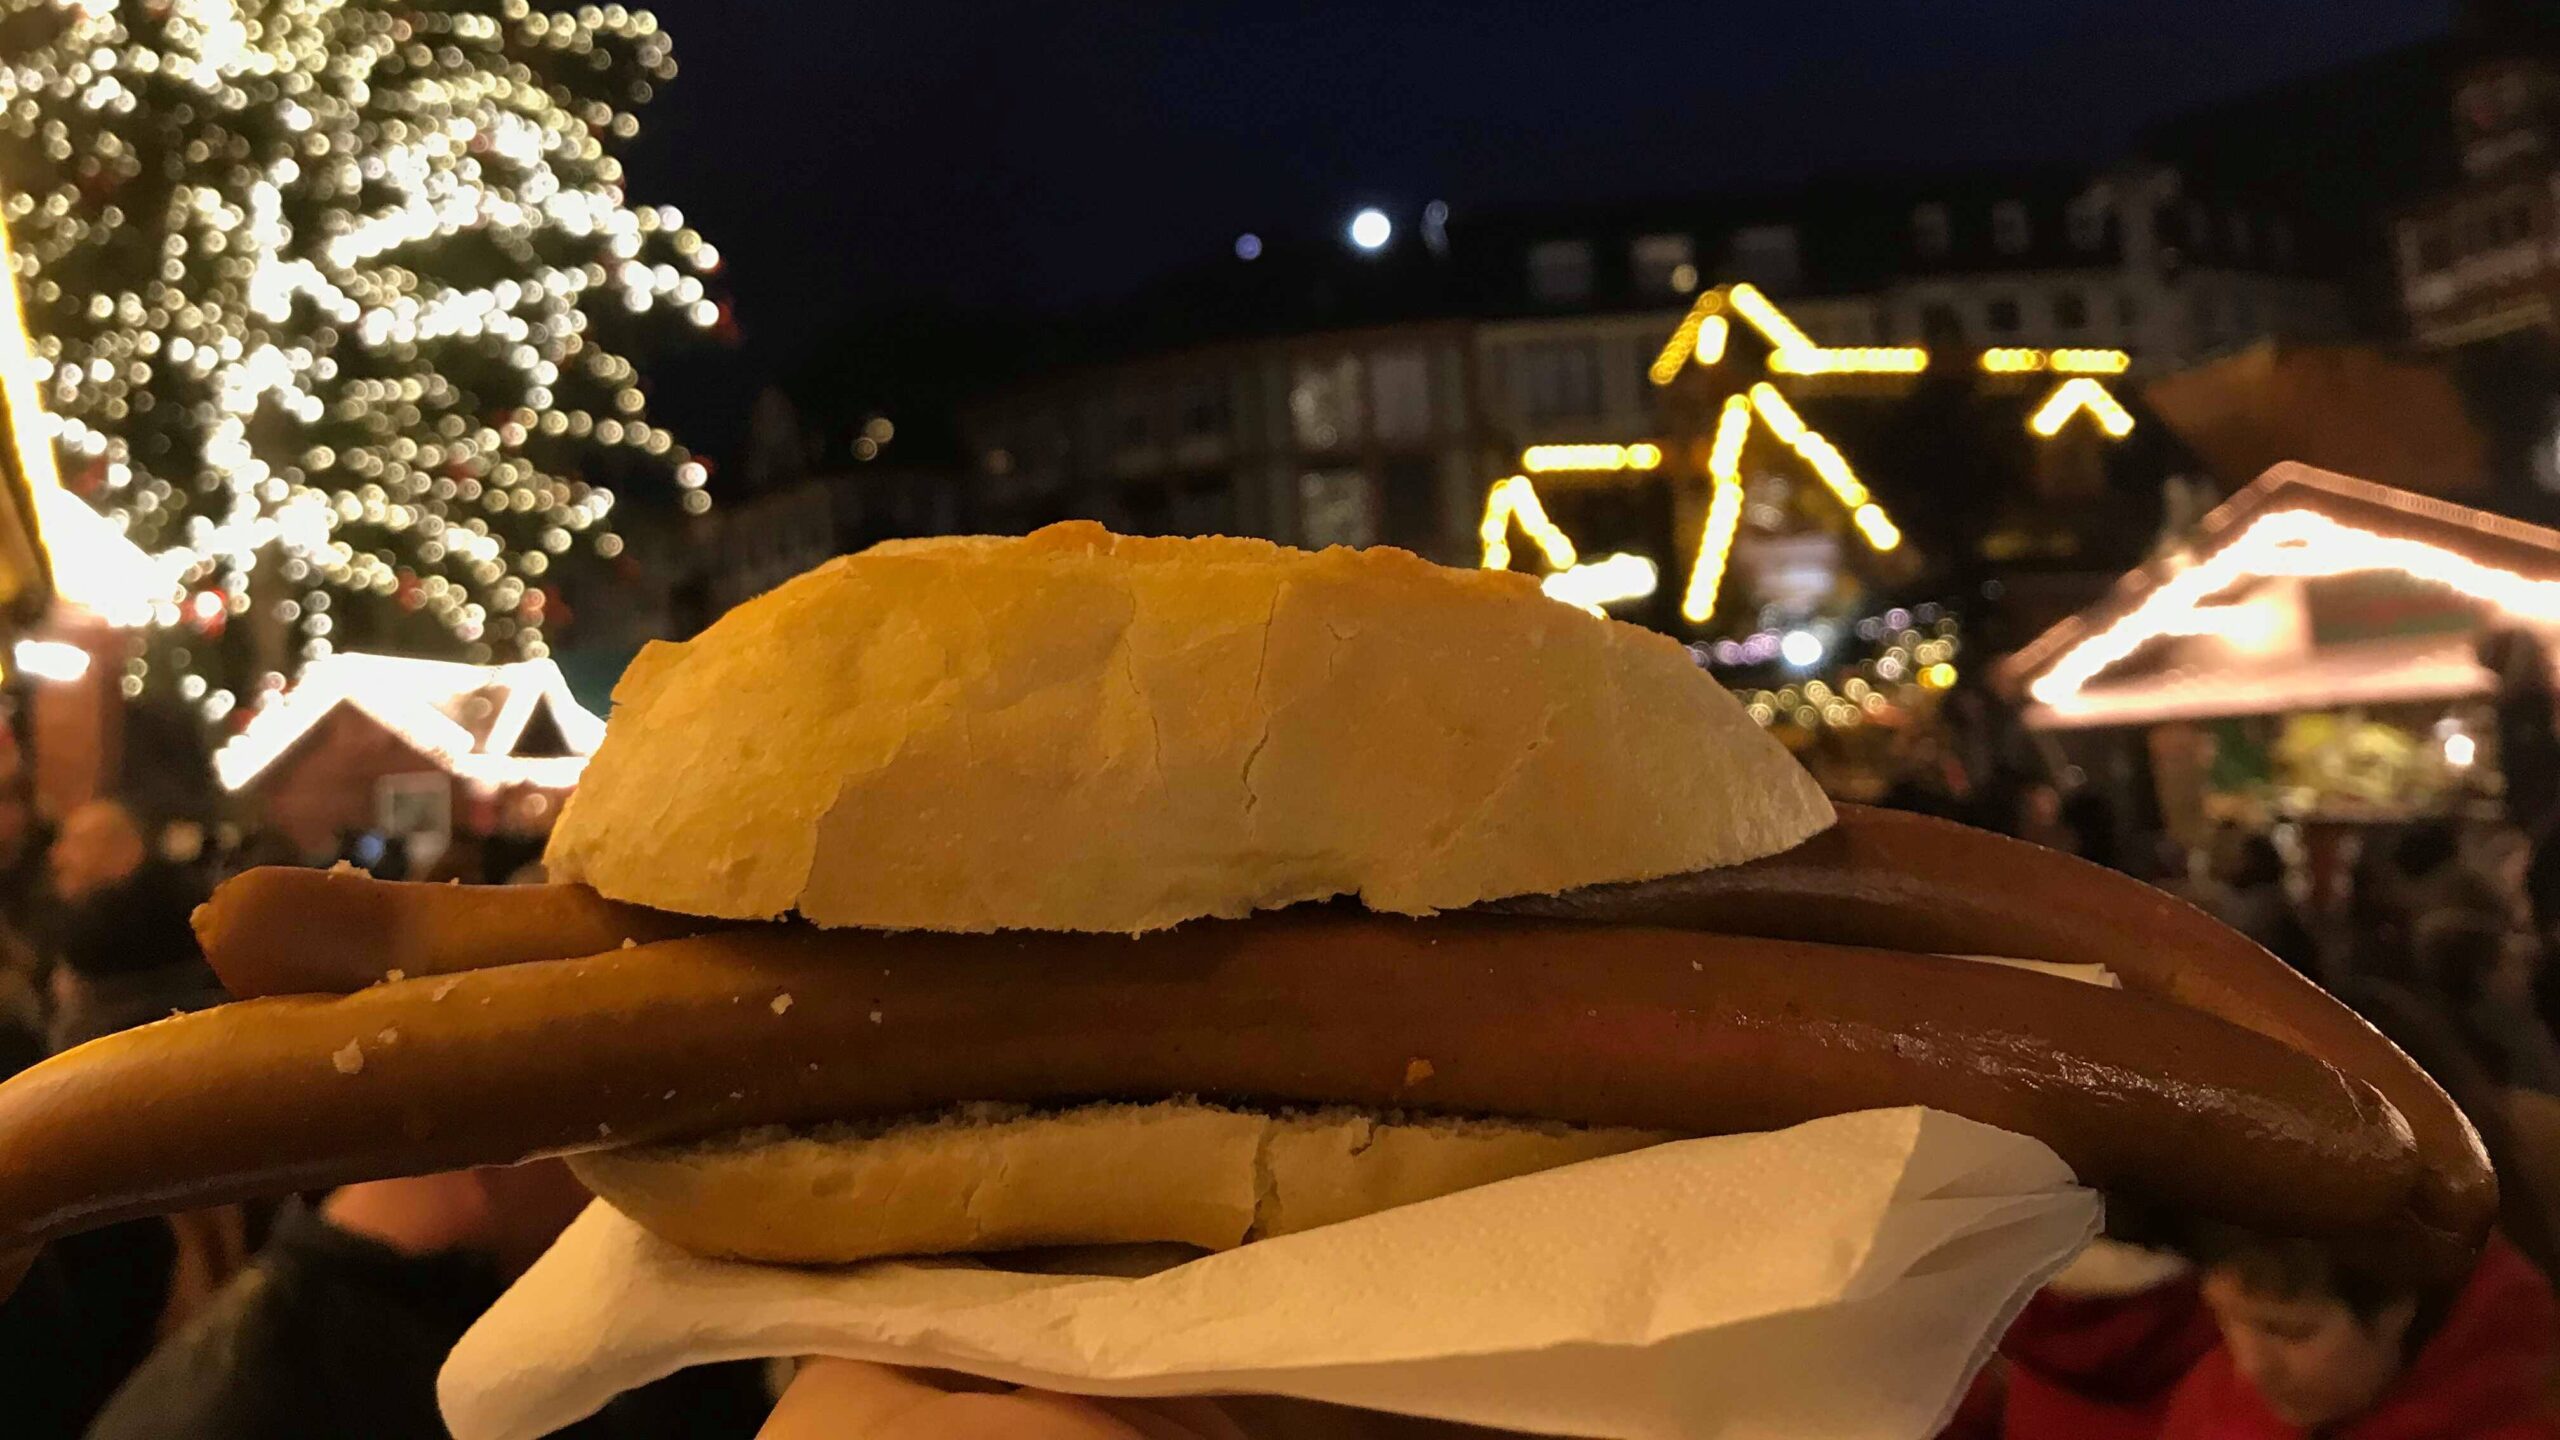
1498,802,2497,1263
194,866,703,997
0,915,2418,1265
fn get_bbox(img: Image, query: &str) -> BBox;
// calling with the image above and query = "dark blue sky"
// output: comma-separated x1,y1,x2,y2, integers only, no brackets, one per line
627,0,2458,363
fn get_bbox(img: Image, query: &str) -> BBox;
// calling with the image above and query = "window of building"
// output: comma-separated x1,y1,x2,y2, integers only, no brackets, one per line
1288,356,1364,450
1513,340,1603,422
1730,224,1801,288
2415,222,2453,274
1171,475,1233,535
1993,201,2032,255
1920,301,1964,344
1913,203,1952,259
1178,384,1228,438
2068,196,2112,252
1631,233,1696,296
1297,469,1377,548
1985,295,2022,333
1527,240,1596,304
1369,350,1431,445
2053,289,2089,331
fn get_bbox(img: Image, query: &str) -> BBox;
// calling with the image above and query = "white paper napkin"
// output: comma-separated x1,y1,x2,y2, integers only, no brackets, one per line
440,1106,2098,1440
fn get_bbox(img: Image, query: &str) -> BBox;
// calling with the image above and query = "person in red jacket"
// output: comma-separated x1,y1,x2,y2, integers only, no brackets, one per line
1942,1239,2217,1440
2163,1231,2560,1440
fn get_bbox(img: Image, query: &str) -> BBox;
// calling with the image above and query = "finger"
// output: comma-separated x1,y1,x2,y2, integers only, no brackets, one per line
923,1391,1162,1440
1083,1394,1256,1440
758,1358,948,1439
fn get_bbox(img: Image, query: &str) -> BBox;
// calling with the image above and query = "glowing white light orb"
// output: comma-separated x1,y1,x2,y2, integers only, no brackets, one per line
1348,208,1392,252
1779,629,1826,669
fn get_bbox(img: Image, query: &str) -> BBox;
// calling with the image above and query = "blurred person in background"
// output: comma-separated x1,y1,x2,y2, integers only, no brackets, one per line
0,798,239,1438
2413,913,2560,1097
42,799,226,1054
2204,828,2318,977
2163,1229,2559,1440
1940,1222,2215,1440
86,1161,769,1440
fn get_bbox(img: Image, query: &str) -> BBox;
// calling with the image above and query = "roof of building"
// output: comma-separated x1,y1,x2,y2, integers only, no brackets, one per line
2004,462,2560,727
211,654,606,794
2140,342,2489,495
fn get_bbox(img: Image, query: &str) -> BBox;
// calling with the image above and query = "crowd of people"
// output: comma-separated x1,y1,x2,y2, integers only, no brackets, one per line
8,758,2560,1435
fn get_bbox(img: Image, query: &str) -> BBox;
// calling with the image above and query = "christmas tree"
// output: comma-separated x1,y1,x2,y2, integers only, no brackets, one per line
0,0,720,721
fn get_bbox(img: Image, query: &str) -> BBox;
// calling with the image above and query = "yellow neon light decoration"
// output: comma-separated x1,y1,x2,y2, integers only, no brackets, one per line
1520,442,1663,473
1852,503,1902,550
1683,480,1746,624
2029,377,2135,439
1747,382,1807,443
1541,552,1659,615
1983,347,2131,376
1693,314,1730,366
1726,283,1816,352
1478,475,1577,571
1649,289,1724,386
1706,393,1752,481
1769,345,1929,375
2051,348,2130,375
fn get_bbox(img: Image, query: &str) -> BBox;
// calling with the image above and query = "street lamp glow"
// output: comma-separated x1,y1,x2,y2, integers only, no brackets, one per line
1348,207,1393,251
1779,629,1826,669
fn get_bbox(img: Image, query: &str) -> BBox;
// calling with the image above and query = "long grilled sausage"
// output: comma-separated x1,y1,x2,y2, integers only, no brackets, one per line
0,916,2415,1262
194,866,703,997
1499,803,2496,1264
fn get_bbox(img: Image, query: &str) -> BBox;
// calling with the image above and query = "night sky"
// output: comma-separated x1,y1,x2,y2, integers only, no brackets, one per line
626,0,2458,372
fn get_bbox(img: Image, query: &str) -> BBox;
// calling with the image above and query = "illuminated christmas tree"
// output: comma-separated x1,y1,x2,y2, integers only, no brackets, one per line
0,0,721,722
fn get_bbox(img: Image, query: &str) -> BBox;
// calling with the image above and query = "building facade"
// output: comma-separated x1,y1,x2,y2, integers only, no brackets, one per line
960,162,2353,572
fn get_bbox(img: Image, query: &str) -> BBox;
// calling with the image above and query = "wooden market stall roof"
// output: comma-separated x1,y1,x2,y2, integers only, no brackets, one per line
2002,463,2560,729
2142,343,2488,497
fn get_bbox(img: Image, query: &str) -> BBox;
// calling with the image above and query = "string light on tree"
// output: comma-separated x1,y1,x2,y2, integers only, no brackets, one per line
0,0,723,715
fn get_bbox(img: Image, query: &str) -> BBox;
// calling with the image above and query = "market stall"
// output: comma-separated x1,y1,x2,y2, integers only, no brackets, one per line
2004,461,2558,900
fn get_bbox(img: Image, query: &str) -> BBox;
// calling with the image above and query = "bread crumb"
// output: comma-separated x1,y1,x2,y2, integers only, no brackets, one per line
376,1027,400,1046
1403,1057,1435,1086
331,1040,364,1075
727,1091,744,1102
621,937,638,950
770,993,794,1015
662,1089,677,1101
1586,1009,1598,1018
431,978,461,1002
383,968,406,984
867,1008,883,1025
597,1123,613,1139
329,860,361,875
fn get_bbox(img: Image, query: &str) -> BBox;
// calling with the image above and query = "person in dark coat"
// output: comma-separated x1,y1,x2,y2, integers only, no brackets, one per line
84,1163,768,1440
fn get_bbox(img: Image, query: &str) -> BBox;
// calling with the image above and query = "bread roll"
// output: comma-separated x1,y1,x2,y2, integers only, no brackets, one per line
546,523,1831,934
568,1102,1673,1264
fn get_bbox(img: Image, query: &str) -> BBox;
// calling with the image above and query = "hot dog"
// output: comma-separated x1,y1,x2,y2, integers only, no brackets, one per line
0,916,2415,1253
0,523,2497,1323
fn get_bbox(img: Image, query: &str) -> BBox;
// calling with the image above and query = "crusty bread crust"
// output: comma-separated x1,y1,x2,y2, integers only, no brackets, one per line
546,523,1831,933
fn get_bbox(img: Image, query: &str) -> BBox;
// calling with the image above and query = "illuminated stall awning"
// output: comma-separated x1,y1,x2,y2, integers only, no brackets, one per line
212,653,606,794
2007,463,2560,730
